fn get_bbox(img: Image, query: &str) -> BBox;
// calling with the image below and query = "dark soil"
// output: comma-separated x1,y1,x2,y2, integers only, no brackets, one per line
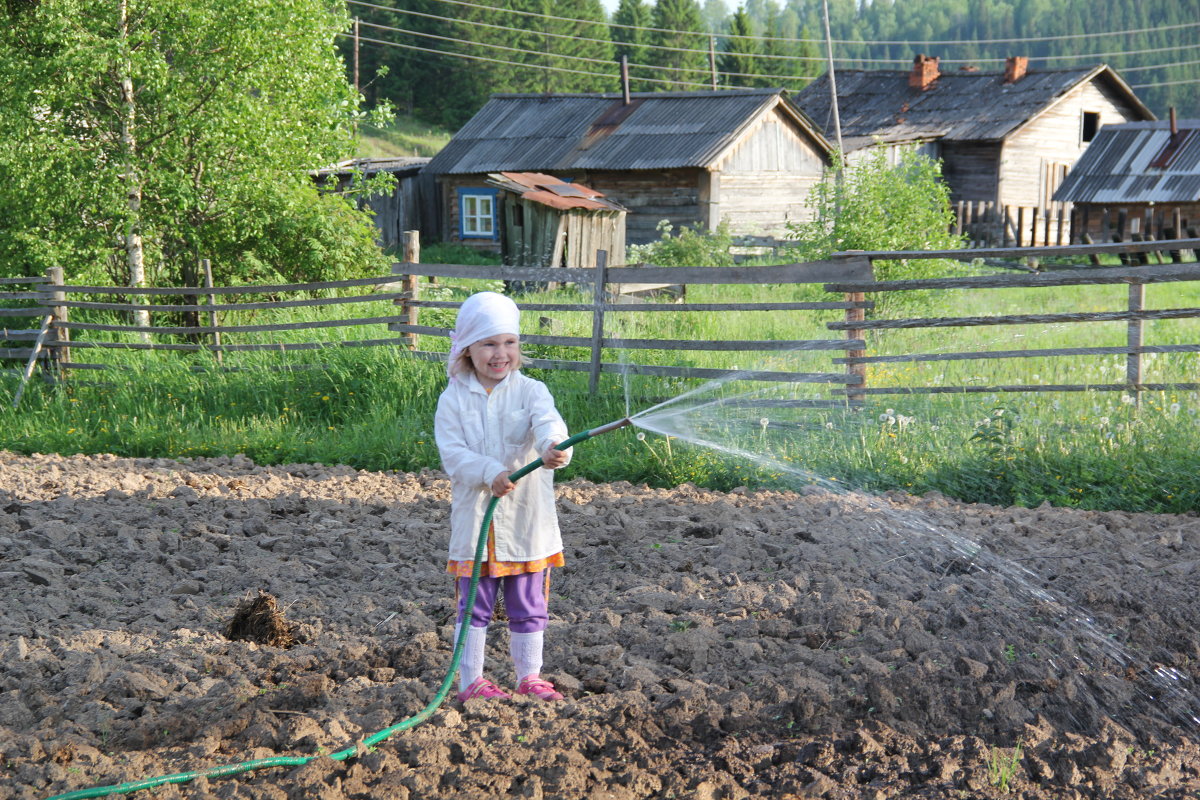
2,451,1198,799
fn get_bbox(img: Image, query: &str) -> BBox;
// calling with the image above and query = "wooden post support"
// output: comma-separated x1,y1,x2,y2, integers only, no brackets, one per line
836,251,869,407
1126,264,1144,406
402,230,420,350
588,249,608,395
14,314,53,408
202,259,222,366
45,266,69,376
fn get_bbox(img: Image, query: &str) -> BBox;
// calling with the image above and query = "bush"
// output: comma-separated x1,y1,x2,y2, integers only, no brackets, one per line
627,220,734,267
785,150,966,308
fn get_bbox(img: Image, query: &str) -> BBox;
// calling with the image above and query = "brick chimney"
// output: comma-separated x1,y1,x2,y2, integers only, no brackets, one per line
1004,56,1028,83
908,54,940,90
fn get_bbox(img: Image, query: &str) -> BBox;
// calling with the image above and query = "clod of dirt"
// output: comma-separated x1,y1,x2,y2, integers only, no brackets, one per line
223,590,298,648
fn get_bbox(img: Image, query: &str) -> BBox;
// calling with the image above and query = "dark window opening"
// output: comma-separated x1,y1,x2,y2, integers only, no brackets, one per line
1082,111,1100,143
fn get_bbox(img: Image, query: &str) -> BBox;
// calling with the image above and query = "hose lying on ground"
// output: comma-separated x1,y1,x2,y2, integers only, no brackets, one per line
45,420,632,800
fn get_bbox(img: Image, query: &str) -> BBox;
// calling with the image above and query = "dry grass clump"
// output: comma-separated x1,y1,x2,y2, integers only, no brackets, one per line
223,590,298,648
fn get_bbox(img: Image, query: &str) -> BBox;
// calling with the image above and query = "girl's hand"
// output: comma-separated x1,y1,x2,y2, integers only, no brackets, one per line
541,444,568,469
491,471,515,497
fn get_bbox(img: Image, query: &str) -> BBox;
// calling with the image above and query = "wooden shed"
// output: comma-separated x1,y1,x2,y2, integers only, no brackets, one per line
313,157,429,251
425,89,834,247
1053,116,1200,243
486,172,626,270
795,57,1154,210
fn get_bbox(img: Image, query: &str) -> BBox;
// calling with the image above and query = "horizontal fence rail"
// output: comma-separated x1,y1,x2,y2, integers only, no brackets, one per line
3,233,1199,407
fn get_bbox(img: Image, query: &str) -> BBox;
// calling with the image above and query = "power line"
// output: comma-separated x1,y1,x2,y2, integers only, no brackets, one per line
348,0,829,63
372,0,1200,50
340,32,717,89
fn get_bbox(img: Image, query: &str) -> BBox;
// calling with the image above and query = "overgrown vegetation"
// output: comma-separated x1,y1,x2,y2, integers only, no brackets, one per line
2,270,1198,515
627,220,735,268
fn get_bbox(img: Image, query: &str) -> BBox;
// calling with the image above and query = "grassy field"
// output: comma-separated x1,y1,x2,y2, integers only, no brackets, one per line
1,250,1198,514
356,115,451,158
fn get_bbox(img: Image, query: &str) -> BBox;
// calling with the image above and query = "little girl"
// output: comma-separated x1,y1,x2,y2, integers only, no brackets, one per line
434,291,572,703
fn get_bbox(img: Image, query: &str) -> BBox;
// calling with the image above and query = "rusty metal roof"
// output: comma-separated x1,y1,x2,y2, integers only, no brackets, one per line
426,89,832,175
795,65,1152,148
1053,120,1200,204
486,172,627,212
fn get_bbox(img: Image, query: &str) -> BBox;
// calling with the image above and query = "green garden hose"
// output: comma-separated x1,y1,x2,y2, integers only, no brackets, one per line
46,419,631,800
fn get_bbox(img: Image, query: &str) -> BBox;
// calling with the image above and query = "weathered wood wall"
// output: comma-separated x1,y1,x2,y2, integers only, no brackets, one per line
1000,80,1147,209
712,114,828,236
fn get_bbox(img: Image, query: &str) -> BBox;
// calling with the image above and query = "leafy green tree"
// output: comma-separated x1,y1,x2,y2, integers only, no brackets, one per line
0,0,389,290
649,0,710,90
786,150,964,303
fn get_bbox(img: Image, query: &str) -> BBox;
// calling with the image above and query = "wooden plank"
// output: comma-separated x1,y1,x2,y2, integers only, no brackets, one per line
55,292,404,313
0,348,43,359
854,382,1200,395
0,329,49,340
841,237,1200,263
824,263,1200,293
410,300,874,312
0,308,56,317
13,314,53,407
834,343,1200,365
48,274,409,296
402,348,859,384
398,257,874,286
0,277,49,285
827,307,1200,331
0,292,52,300
65,337,409,352
392,323,864,351
59,315,402,336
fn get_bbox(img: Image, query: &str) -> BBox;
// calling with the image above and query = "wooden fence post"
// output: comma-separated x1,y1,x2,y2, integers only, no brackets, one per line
45,266,69,377
837,251,869,407
202,258,222,366
401,230,420,350
588,249,608,395
1127,262,1144,406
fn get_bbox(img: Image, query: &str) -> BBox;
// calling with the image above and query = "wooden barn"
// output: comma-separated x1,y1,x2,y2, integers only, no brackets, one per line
1053,115,1200,242
314,157,430,251
424,89,834,247
795,56,1154,210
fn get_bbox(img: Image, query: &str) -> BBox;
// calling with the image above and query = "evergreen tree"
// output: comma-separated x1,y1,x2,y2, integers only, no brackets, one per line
649,0,710,91
612,0,654,91
719,5,762,86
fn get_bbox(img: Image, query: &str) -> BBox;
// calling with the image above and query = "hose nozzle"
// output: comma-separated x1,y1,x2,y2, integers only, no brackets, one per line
587,417,633,437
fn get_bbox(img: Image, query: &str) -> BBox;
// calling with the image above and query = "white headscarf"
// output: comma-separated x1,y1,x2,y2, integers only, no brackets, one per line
447,291,521,381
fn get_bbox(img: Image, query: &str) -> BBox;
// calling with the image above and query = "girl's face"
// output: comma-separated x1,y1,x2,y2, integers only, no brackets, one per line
467,333,520,388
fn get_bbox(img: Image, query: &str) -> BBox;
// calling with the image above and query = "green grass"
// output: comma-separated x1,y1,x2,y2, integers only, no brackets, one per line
0,260,1197,514
356,115,451,158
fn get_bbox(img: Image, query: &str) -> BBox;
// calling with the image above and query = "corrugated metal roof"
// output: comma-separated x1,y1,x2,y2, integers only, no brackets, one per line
795,65,1151,147
1053,120,1200,203
426,89,832,175
486,172,626,212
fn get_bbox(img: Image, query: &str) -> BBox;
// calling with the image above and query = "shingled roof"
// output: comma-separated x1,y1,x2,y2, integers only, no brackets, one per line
425,89,832,175
1053,120,1200,204
795,64,1153,150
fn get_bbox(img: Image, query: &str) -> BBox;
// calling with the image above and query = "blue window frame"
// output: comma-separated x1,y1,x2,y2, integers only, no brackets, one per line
459,188,498,240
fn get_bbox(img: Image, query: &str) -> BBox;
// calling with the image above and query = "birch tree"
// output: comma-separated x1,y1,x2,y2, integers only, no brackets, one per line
0,0,388,289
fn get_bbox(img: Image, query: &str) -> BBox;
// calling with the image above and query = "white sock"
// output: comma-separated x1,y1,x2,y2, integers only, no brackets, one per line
456,624,488,692
509,630,544,683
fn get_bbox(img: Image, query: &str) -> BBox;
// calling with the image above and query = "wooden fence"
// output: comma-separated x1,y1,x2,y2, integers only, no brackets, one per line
5,235,1200,408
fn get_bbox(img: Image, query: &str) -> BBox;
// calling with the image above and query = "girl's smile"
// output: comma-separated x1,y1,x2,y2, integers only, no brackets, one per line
468,334,521,388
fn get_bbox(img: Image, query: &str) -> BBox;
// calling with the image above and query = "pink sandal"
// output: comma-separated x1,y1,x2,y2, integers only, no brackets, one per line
457,676,511,703
516,675,564,701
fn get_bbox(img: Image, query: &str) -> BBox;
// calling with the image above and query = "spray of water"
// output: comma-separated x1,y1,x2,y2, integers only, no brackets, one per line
623,343,1200,743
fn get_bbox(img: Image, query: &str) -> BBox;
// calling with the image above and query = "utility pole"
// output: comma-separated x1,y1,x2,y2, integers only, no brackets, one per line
821,0,844,163
709,35,718,90
353,17,360,94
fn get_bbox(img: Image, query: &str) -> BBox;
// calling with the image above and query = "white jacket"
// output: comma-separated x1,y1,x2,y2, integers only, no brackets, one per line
435,370,572,562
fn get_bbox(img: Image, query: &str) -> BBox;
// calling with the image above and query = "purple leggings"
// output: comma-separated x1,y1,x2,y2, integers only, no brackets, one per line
456,571,548,633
